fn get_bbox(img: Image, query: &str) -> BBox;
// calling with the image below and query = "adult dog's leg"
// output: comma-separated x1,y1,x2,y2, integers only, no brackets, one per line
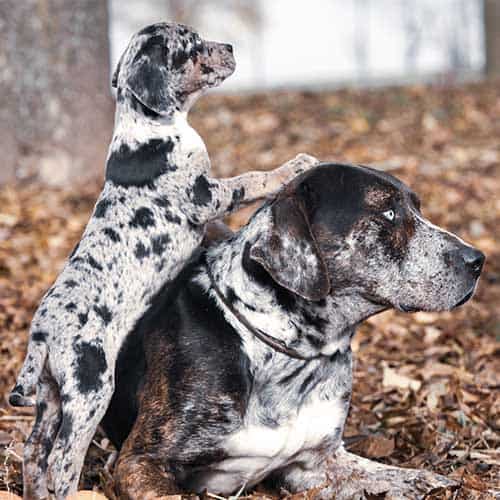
327,447,459,499
326,447,458,499
275,447,458,500
23,368,61,500
114,446,180,500
113,405,182,499
46,372,115,499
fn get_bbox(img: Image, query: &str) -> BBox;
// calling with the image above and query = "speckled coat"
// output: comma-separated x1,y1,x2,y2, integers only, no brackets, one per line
11,22,317,500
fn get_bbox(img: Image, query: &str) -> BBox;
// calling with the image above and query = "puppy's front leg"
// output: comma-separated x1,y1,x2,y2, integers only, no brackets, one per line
218,153,319,212
185,154,319,225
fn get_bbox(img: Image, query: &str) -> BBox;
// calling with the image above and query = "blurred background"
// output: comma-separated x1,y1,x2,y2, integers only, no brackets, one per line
0,1,499,498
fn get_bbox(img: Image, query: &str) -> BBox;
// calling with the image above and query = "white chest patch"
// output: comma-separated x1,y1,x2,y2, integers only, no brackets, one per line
196,396,345,494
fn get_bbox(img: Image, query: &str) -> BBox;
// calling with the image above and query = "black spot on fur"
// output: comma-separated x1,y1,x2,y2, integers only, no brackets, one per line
225,286,238,305
78,312,88,327
65,302,77,312
94,198,113,218
61,393,72,404
130,93,162,119
192,175,212,206
87,255,103,271
58,414,73,443
106,139,176,187
151,234,171,255
299,372,316,394
129,207,155,229
165,210,181,224
103,227,121,242
36,401,47,422
278,363,307,385
64,280,77,288
153,196,170,208
74,342,107,394
305,333,324,349
228,187,245,211
302,310,328,332
32,331,47,342
93,304,112,326
171,49,190,69
200,63,214,74
135,242,150,260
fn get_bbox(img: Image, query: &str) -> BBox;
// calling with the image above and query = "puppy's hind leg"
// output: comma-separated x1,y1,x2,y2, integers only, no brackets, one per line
23,368,61,500
46,369,115,499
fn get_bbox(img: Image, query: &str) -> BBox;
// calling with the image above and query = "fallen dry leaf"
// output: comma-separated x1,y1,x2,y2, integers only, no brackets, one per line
382,363,422,392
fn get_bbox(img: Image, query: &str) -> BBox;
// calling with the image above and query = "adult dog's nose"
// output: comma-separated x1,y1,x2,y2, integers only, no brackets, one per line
445,247,485,276
461,247,485,276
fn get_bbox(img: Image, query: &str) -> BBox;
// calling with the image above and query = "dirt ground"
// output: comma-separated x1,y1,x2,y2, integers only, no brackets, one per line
0,80,499,498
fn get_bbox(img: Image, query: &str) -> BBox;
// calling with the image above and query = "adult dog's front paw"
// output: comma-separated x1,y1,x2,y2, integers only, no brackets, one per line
320,449,459,500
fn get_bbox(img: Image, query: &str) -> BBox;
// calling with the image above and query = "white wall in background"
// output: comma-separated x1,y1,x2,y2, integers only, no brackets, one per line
109,0,485,91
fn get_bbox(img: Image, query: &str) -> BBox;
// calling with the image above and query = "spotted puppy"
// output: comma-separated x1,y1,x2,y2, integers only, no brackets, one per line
102,163,484,499
10,22,317,499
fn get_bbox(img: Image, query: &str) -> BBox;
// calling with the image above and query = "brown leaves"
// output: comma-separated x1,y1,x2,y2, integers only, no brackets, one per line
2,80,500,497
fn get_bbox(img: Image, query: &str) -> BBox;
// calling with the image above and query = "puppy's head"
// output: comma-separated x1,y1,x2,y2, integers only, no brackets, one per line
248,164,484,312
112,22,235,115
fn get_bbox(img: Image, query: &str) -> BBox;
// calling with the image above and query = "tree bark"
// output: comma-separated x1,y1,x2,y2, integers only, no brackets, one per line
484,0,500,77
0,0,113,186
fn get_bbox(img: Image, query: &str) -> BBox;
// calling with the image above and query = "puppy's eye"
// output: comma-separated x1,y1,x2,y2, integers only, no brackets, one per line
383,209,395,221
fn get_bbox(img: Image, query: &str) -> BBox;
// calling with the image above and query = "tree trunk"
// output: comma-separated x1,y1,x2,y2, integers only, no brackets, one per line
0,0,113,186
484,0,500,77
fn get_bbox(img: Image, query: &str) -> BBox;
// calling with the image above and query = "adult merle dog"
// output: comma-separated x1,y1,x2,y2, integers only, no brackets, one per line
102,163,484,499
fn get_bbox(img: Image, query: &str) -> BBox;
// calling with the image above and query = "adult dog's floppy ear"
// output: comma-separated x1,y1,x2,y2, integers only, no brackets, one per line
249,195,330,301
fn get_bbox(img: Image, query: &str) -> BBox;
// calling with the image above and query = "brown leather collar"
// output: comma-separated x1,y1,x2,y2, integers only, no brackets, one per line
206,264,322,361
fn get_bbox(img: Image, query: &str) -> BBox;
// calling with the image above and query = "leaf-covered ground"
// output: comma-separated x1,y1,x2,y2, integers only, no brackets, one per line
1,81,499,499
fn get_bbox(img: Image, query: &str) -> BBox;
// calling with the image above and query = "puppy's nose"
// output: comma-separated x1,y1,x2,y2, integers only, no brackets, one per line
446,247,485,276
224,44,233,54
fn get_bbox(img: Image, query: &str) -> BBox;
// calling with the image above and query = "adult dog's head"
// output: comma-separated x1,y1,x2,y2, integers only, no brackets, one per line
112,22,235,115
249,163,484,313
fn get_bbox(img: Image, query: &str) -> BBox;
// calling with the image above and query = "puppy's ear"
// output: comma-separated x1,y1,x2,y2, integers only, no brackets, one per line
249,196,330,301
111,53,124,88
124,43,172,116
127,59,172,115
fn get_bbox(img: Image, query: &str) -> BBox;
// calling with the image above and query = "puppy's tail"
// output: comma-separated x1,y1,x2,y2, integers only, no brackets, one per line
9,341,47,407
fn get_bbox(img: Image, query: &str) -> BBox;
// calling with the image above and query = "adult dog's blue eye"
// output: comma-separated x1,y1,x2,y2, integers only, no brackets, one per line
383,209,395,221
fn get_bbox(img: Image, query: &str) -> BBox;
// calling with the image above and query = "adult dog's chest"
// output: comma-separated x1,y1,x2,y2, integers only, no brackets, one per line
188,355,351,494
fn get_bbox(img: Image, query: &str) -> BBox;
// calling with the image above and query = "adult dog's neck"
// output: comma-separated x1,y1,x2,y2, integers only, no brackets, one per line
205,209,385,361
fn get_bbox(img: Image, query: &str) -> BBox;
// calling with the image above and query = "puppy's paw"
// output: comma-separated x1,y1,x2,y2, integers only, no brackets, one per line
266,153,319,193
281,153,319,178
